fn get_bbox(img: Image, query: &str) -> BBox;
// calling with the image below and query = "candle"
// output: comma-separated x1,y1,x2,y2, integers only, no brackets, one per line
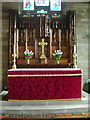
14,44,15,55
16,29,19,58
14,15,16,28
26,28,28,50
74,45,76,53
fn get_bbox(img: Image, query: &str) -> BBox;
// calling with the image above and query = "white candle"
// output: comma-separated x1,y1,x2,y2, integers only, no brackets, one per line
14,16,16,28
14,44,15,55
16,29,19,58
74,45,76,53
26,28,28,50
14,29,16,54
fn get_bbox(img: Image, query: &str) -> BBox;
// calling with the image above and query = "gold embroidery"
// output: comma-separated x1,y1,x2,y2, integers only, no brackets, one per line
8,98,81,102
8,74,82,77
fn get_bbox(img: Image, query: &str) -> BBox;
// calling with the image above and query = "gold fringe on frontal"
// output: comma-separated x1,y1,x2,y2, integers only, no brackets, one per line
8,98,81,102
8,74,82,77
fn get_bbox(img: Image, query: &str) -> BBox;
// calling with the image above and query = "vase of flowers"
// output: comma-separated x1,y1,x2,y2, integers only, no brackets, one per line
24,49,34,64
53,50,63,64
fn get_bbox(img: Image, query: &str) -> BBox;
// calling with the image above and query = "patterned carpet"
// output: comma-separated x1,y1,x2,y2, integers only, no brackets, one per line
0,112,90,119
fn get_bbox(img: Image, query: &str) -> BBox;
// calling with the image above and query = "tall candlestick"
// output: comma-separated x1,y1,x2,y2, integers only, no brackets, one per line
12,53,17,69
12,43,17,69
73,53,77,68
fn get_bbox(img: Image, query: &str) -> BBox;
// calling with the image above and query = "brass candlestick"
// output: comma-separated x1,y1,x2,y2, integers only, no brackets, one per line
73,53,77,68
12,54,17,69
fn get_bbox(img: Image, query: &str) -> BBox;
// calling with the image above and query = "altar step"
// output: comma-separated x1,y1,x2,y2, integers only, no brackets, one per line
1,104,89,115
0,91,90,115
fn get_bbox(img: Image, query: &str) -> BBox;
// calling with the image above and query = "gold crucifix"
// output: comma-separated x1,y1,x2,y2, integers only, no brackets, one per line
38,39,48,59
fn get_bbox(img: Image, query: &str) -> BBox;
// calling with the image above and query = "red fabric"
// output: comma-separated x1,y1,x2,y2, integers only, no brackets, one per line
8,70,82,100
8,70,82,75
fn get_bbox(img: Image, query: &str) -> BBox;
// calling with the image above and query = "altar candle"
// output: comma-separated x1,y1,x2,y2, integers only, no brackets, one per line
74,45,76,53
58,29,61,49
14,15,16,29
26,28,28,50
16,29,19,58
14,44,15,55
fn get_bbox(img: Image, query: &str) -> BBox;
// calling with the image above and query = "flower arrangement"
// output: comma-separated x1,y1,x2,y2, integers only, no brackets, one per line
53,50,63,64
24,49,34,64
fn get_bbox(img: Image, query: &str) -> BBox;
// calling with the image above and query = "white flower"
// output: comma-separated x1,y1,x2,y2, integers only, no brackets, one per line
29,51,32,54
24,49,34,55
55,50,56,53
24,49,29,54
29,51,34,55
53,50,63,56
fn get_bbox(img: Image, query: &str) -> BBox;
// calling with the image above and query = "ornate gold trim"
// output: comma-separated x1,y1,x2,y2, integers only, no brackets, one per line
8,74,82,77
8,98,81,102
55,116,89,119
0,113,89,119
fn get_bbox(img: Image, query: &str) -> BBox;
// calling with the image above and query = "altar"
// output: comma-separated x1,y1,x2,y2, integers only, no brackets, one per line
6,3,81,101
8,68,82,101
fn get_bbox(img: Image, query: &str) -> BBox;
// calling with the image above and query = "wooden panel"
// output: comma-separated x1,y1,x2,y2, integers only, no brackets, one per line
61,46,68,58
17,58,69,68
18,46,25,57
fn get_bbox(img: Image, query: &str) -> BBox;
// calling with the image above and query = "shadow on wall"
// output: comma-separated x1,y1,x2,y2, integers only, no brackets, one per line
83,79,90,94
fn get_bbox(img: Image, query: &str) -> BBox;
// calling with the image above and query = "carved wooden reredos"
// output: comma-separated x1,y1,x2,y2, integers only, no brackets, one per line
9,9,76,68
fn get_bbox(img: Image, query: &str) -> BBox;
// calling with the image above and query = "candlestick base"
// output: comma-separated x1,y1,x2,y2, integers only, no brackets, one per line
40,58,47,64
12,64,17,69
40,54,47,59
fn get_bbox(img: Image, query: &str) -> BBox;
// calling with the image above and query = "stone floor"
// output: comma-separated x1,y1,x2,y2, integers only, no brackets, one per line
0,91,90,115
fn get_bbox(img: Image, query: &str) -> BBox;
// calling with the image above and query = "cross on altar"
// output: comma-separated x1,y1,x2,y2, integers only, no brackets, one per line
38,39,48,59
12,54,17,69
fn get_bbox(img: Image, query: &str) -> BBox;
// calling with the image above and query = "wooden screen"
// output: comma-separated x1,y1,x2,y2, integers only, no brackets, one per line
9,10,76,68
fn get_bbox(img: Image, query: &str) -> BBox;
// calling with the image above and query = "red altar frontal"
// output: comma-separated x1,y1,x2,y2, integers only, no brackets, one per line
8,68,82,101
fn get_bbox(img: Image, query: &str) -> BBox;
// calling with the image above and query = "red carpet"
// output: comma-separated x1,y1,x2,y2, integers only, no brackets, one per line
1,118,90,120
1,112,90,119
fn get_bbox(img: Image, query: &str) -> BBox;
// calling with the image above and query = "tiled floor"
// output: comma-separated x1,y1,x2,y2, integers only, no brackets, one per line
0,91,90,115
